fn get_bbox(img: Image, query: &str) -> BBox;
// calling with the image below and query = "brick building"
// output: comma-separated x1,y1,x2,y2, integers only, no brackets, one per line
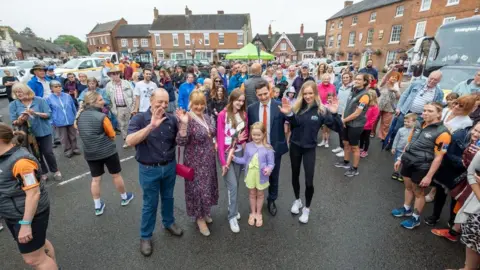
149,6,252,63
115,24,153,63
325,0,479,69
87,19,127,53
252,24,325,63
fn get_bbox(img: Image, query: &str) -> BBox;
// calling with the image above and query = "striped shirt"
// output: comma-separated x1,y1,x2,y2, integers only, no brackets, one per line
114,82,126,106
410,85,435,114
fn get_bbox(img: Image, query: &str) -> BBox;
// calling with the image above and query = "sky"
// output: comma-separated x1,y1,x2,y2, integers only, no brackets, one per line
0,0,350,41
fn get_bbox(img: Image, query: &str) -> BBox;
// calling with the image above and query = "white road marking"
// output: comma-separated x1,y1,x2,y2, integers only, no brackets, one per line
56,155,135,186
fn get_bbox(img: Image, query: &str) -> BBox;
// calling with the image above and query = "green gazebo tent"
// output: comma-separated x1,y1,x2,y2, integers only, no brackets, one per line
225,43,274,60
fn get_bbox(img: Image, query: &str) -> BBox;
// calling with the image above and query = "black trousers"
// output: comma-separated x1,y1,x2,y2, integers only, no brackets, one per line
290,143,316,208
268,153,283,202
359,129,371,151
432,182,456,223
36,135,58,173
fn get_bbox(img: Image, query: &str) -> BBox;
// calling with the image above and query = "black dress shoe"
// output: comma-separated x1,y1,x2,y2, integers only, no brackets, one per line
268,201,277,216
140,239,152,257
166,223,183,236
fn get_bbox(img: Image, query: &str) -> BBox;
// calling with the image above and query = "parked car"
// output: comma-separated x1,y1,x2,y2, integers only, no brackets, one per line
56,57,104,81
331,61,353,74
0,67,26,97
156,60,178,70
176,59,211,73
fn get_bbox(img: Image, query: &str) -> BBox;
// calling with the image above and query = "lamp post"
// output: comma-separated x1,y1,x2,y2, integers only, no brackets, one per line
254,40,261,62
192,38,196,60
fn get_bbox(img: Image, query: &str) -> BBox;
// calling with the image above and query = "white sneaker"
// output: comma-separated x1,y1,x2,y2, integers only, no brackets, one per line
236,212,241,220
290,199,303,214
299,208,310,224
332,147,342,153
317,141,325,147
229,218,240,233
122,143,129,149
325,143,329,148
336,150,345,157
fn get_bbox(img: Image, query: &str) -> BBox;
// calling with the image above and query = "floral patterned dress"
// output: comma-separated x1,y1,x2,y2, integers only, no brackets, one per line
176,113,218,219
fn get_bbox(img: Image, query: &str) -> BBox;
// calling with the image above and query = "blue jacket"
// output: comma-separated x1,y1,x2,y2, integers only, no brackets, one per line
178,82,195,110
27,76,47,97
397,81,444,114
9,97,52,137
453,79,480,96
247,100,289,156
161,79,175,102
218,72,228,89
228,73,249,94
46,92,77,127
45,74,64,85
78,88,110,106
359,67,378,81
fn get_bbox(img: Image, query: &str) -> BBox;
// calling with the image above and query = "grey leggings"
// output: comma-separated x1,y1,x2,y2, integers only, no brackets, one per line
223,150,243,220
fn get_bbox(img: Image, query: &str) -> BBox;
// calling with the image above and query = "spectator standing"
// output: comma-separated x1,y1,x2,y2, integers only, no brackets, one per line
159,69,176,112
359,59,378,81
2,69,18,102
134,69,158,113
27,65,50,98
453,70,480,96
242,63,267,106
177,73,196,110
292,64,315,93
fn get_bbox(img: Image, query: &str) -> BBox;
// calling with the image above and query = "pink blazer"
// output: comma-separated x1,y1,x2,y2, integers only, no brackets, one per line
317,83,336,105
216,109,249,166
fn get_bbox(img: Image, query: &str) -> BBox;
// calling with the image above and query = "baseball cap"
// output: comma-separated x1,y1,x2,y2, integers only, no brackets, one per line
301,63,309,69
47,65,55,71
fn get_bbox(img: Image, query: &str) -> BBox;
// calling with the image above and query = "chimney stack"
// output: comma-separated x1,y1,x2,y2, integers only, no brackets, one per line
217,10,224,15
153,7,159,19
268,24,272,38
344,1,353,8
300,23,304,37
185,5,190,15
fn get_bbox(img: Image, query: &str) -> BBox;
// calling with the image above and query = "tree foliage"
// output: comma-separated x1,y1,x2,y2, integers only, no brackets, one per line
19,27,36,38
54,35,88,55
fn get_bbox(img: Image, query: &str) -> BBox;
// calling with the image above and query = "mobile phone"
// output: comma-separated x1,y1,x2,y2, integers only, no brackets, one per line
476,140,480,147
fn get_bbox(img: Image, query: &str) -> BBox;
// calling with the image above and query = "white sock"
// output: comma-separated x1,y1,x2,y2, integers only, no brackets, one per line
412,213,420,220
94,199,101,209
404,204,411,211
121,193,127,200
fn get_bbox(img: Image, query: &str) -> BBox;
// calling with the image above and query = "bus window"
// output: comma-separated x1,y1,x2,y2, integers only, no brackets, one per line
112,54,118,63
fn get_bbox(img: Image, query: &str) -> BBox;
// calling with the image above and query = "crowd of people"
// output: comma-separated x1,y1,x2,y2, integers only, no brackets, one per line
1,57,480,269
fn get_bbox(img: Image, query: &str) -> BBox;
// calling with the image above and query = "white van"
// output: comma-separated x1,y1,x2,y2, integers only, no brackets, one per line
91,52,119,64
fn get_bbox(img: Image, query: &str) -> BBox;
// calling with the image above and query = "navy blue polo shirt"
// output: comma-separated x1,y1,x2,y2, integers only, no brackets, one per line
128,108,178,164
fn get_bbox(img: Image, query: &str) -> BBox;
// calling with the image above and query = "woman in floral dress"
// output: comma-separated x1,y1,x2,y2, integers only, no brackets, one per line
176,90,218,237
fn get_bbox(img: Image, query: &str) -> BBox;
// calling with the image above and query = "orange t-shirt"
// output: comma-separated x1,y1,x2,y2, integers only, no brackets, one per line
105,62,114,69
118,63,125,73
131,62,140,73
12,159,39,191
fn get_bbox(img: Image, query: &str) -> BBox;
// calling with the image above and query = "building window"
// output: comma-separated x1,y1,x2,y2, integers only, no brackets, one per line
336,35,342,47
443,16,456,24
420,0,432,11
306,38,314,49
88,38,92,46
396,5,404,17
414,21,427,39
237,33,244,45
386,51,398,66
389,25,402,43
352,16,358,25
156,50,164,60
204,33,210,45
339,20,343,28
328,36,334,48
171,53,184,60
154,34,161,46
184,33,190,46
447,0,460,6
370,12,376,22
330,23,335,30
280,43,287,51
186,50,193,59
133,39,139,47
219,33,225,45
141,39,148,47
173,33,179,46
104,37,108,44
92,38,96,45
121,39,127,47
348,32,356,47
347,52,353,61
366,29,374,45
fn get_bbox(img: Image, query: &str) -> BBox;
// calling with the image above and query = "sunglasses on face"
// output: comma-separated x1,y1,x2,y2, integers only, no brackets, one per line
215,80,221,82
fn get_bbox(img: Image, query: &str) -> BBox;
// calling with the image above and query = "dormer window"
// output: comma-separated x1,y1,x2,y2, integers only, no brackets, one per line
306,37,314,49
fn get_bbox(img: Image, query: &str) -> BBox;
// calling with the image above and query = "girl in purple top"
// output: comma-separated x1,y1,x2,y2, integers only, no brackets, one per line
231,122,275,227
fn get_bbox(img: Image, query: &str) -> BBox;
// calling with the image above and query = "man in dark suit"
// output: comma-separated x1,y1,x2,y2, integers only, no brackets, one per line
247,81,289,216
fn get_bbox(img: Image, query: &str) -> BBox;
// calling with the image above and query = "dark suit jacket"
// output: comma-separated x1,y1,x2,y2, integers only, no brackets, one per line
247,100,289,156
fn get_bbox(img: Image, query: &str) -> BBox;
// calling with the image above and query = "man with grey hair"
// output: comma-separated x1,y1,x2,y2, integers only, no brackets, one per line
242,63,267,106
217,66,228,89
285,65,298,90
127,88,185,256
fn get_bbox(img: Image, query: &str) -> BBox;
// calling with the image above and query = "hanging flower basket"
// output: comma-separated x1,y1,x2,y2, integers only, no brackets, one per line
374,49,382,56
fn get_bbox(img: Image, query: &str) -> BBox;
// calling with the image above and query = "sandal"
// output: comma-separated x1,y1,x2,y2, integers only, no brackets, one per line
205,216,213,224
255,214,263,227
248,214,255,226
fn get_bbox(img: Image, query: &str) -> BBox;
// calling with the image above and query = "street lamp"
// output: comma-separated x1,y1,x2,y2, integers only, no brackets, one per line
254,40,261,62
192,38,196,60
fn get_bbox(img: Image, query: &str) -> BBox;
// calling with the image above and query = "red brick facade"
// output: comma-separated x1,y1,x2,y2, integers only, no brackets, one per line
87,19,127,53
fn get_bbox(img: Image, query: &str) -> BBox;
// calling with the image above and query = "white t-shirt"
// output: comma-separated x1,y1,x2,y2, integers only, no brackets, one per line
134,81,158,112
224,113,244,152
442,109,473,132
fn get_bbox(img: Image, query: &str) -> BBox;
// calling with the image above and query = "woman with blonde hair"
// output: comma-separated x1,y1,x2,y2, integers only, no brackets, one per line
9,83,62,182
77,91,134,216
326,65,336,84
131,72,140,88
176,90,218,236
279,80,339,223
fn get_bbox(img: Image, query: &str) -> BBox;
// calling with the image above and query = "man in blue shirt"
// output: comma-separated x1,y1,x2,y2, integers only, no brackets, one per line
126,89,186,257
177,73,195,110
45,66,64,85
359,59,378,81
27,65,50,97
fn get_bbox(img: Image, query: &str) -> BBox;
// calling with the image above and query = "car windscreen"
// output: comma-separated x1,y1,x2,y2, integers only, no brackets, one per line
0,69,19,77
438,67,478,90
62,59,83,69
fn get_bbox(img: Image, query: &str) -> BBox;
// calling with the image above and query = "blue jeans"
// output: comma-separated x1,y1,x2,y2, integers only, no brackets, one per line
138,160,176,240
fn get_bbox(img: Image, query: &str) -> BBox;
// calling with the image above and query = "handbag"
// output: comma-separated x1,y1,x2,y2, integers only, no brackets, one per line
450,176,472,205
176,146,194,181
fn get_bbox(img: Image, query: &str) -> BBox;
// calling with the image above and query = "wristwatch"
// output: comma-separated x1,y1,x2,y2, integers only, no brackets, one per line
18,220,32,225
